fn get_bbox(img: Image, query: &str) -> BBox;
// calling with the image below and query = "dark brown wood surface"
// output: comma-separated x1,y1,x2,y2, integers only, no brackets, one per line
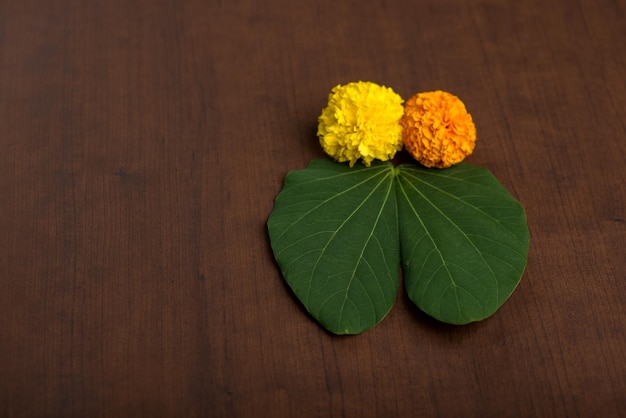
1,0,625,416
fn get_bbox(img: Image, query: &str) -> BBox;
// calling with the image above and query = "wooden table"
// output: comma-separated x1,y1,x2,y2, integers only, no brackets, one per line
1,0,624,416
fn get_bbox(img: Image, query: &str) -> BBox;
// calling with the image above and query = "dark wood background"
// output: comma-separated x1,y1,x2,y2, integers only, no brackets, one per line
1,0,624,416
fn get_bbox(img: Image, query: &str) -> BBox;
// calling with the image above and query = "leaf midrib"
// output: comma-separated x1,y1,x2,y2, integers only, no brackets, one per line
306,168,394,308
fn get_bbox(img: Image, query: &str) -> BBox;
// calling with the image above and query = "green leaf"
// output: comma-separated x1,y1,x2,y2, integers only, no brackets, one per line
267,159,400,335
396,163,530,324
267,159,530,333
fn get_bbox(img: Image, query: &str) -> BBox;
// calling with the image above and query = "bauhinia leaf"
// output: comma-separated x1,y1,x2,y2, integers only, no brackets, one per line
267,159,530,333
396,163,530,324
267,159,400,335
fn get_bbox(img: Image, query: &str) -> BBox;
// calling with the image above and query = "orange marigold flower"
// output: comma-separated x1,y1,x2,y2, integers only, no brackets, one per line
401,91,476,168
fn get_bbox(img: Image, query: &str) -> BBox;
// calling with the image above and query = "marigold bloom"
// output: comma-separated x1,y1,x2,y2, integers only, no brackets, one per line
401,91,476,168
318,81,404,167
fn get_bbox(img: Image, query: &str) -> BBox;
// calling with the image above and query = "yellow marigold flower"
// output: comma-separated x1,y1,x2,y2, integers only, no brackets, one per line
401,91,477,168
318,81,404,167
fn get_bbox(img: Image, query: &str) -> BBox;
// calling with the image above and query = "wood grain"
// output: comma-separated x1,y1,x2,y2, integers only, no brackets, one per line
1,0,624,416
